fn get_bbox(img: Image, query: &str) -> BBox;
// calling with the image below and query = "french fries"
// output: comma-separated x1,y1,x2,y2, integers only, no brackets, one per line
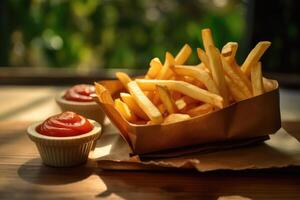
157,103,166,114
221,42,238,62
96,28,274,125
174,96,198,111
157,52,175,80
175,44,192,65
163,113,191,124
127,81,163,124
135,79,224,109
196,63,210,74
251,62,264,96
181,95,199,105
175,98,187,110
197,48,211,71
201,28,215,52
116,72,132,91
171,91,183,100
146,58,163,79
186,103,214,117
221,56,252,98
172,65,219,94
114,98,137,122
263,77,276,92
120,93,149,120
225,76,248,101
156,85,177,114
206,45,229,106
241,41,271,76
95,82,114,104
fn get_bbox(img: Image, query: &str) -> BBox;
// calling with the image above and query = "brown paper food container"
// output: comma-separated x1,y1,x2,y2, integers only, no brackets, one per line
94,79,281,155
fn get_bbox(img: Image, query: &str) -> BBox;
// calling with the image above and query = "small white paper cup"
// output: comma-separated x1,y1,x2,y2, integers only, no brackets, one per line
27,120,101,167
55,92,105,125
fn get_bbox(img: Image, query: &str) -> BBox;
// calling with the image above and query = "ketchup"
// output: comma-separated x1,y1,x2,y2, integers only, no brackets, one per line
63,84,95,102
36,111,94,137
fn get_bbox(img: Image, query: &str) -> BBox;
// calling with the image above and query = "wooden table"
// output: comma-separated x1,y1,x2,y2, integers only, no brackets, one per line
0,86,300,200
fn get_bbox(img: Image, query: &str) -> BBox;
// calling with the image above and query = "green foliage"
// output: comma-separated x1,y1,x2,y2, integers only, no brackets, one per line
4,0,245,69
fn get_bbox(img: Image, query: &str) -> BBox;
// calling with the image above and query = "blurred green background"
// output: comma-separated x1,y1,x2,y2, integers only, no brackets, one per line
0,0,246,70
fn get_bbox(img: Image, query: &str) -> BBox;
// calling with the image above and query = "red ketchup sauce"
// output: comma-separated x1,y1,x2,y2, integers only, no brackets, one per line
63,84,95,102
36,111,94,137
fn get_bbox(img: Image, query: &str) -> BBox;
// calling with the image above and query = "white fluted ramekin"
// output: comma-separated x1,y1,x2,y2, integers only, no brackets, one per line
55,92,105,125
27,120,101,167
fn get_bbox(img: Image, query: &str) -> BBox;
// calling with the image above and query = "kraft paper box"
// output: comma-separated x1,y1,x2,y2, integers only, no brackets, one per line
94,79,281,155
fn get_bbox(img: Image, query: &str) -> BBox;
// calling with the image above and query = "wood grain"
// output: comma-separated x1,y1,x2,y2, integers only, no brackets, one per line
0,121,299,200
0,86,300,200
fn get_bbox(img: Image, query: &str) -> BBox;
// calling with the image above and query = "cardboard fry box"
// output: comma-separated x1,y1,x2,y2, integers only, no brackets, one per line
94,79,281,155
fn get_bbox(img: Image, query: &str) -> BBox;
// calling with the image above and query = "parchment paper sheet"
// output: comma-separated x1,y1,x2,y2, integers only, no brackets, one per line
91,128,300,172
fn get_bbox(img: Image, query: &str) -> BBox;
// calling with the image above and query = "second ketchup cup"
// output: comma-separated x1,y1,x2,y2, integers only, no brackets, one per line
55,84,105,125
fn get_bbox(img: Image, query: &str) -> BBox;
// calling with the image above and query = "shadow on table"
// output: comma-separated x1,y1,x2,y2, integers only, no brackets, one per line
282,121,300,141
18,158,94,185
92,126,300,199
0,95,52,121
93,167,300,200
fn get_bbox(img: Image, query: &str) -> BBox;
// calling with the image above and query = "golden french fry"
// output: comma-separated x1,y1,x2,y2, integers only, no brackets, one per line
241,41,271,76
156,85,177,114
183,76,195,84
147,90,161,105
186,103,214,117
251,62,264,96
197,48,211,71
120,93,149,120
173,75,201,88
175,96,198,111
221,42,238,61
173,74,185,82
145,90,155,99
135,79,224,108
225,76,247,101
232,61,252,92
187,76,206,88
127,81,163,124
221,45,233,57
146,58,163,79
206,45,229,106
157,103,166,115
181,102,199,113
175,44,192,65
94,82,114,104
171,91,182,100
114,98,137,122
173,65,219,94
181,95,199,104
263,77,276,92
175,98,187,110
196,63,211,74
163,113,191,124
192,79,206,89
201,28,215,52
116,72,132,91
220,56,252,98
157,52,175,80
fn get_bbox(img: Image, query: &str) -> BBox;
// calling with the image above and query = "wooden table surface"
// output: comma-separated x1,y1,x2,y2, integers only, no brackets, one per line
0,86,300,200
